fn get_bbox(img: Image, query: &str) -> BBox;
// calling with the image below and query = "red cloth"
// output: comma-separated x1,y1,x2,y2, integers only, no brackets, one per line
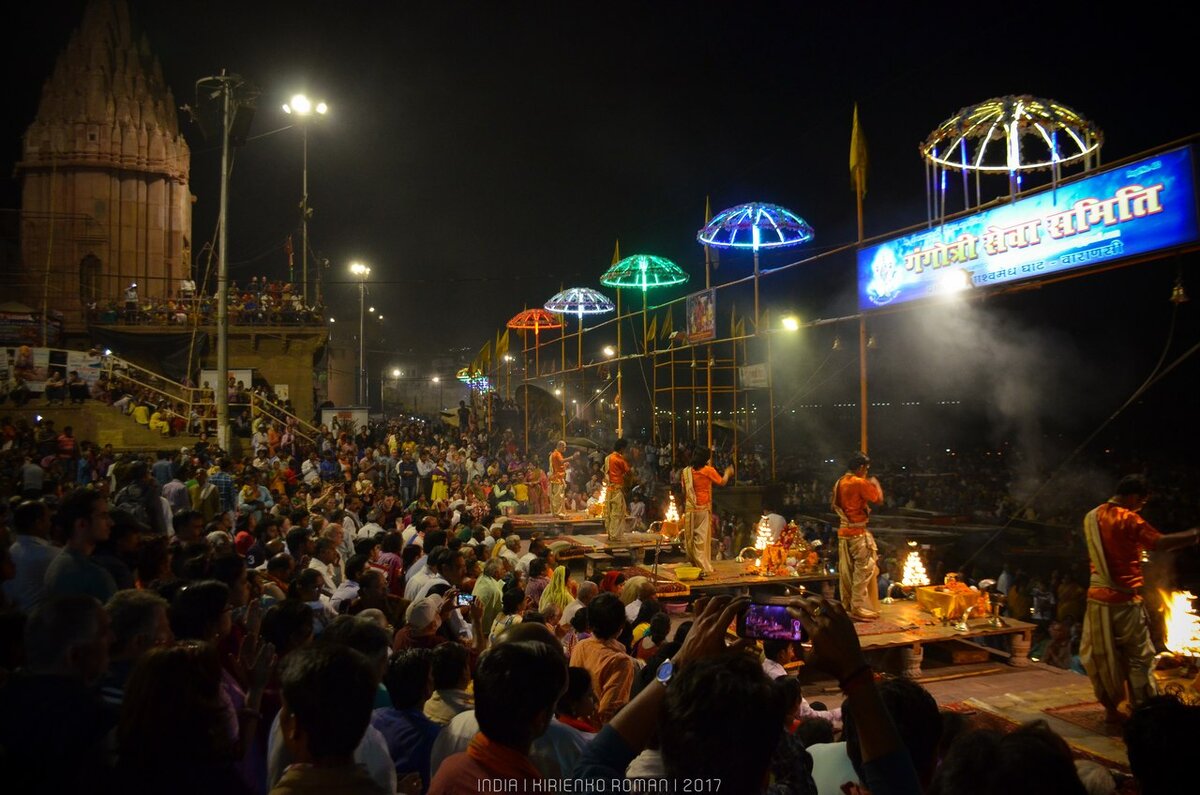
428,733,541,795
689,464,726,508
1088,502,1163,603
605,452,630,487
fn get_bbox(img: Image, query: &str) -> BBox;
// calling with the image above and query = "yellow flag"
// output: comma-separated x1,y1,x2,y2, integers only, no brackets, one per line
611,239,621,266
478,341,491,368
850,103,868,196
735,317,746,339
644,314,657,351
659,309,673,341
495,329,509,358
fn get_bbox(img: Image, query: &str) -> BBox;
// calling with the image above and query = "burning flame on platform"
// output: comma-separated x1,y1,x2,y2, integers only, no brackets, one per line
901,545,930,587
597,483,607,504
665,493,680,523
1161,590,1200,657
754,515,773,550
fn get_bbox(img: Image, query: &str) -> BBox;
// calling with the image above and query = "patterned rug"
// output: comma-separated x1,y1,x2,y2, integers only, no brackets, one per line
1042,701,1124,737
942,702,1132,777
854,617,919,636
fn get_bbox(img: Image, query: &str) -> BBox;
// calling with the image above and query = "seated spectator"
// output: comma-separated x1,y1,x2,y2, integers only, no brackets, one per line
488,585,526,644
633,611,670,661
930,720,1086,795
555,666,599,738
117,643,250,795
423,642,474,726
763,638,842,730
393,594,450,652
100,589,173,706
260,599,315,662
568,592,635,725
0,595,116,792
428,637,568,793
273,645,387,794
331,554,369,614
1124,695,1200,795
373,648,441,792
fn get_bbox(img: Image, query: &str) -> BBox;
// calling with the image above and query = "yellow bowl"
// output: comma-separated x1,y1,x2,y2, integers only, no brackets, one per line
675,566,702,581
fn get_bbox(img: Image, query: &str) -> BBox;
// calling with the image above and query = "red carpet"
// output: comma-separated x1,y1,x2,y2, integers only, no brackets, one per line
1042,701,1124,738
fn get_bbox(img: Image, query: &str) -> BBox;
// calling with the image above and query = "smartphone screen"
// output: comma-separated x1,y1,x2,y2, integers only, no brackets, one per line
737,603,807,642
455,593,476,607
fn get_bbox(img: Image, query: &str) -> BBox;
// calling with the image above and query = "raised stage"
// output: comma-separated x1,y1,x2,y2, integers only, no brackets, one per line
507,512,604,538
616,559,838,600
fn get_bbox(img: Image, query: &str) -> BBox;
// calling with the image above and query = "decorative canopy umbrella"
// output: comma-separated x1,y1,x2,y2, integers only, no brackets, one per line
601,254,689,364
697,202,814,329
455,366,489,390
921,95,1103,209
506,307,564,379
545,286,616,440
544,287,615,318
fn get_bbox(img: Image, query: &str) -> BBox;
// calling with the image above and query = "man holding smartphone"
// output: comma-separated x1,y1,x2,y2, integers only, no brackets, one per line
832,451,884,621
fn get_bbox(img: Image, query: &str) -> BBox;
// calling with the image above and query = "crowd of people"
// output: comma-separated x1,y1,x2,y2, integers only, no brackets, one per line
88,276,327,326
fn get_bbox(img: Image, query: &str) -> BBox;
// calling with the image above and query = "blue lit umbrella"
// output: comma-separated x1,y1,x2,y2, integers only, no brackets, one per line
697,202,813,329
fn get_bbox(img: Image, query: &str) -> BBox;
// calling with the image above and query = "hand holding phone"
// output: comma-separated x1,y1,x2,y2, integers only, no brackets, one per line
736,601,807,642
455,592,476,608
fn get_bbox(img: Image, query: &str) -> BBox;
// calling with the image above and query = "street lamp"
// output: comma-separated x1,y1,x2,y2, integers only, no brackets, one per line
432,376,443,411
781,315,800,332
350,262,370,405
282,93,328,306
602,345,616,358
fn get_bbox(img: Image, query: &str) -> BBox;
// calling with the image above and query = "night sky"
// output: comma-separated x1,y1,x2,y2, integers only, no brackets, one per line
4,1,1197,460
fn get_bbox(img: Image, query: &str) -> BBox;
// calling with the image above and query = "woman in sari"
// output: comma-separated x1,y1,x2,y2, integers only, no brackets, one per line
430,456,449,503
526,465,548,515
681,446,734,575
539,565,574,614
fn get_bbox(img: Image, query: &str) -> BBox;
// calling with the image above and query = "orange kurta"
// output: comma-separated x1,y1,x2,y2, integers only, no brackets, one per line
549,449,567,483
605,452,630,487
833,474,882,537
688,464,726,508
1087,502,1163,604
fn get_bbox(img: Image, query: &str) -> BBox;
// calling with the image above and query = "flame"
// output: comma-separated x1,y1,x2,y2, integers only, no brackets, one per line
754,515,773,550
598,483,607,503
665,493,680,523
1160,590,1200,657
901,549,929,587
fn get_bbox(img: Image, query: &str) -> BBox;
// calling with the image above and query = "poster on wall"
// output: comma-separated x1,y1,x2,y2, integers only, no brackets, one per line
739,363,770,389
66,351,105,388
321,407,369,435
687,288,716,342
2,346,51,391
858,146,1200,310
200,369,254,391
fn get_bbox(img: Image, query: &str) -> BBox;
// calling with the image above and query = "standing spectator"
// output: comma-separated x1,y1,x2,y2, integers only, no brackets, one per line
423,643,474,726
3,500,59,611
100,589,173,706
43,489,117,603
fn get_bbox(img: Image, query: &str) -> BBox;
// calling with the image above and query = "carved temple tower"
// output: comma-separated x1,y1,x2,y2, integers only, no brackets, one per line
13,0,193,334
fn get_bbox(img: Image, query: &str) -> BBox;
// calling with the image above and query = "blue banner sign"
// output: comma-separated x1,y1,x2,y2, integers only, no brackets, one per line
858,147,1199,310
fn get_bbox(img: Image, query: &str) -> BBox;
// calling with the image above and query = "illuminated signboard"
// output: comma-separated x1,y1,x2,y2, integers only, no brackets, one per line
858,146,1199,310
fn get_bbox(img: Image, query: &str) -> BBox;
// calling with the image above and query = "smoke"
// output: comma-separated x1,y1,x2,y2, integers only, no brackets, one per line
876,296,1118,501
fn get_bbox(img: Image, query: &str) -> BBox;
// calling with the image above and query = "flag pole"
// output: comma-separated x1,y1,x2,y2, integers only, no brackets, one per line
856,151,869,455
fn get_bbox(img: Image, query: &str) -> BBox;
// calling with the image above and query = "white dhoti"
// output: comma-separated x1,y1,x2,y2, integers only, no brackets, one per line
549,481,565,515
684,505,714,573
603,487,627,543
1080,598,1158,710
838,531,879,614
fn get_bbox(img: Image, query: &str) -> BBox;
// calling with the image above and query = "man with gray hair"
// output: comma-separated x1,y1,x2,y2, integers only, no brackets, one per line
472,557,509,637
562,580,598,626
500,534,522,569
100,589,172,705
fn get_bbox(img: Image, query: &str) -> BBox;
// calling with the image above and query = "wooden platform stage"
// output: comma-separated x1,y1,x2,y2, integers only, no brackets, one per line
853,600,1035,678
506,512,603,538
616,559,837,600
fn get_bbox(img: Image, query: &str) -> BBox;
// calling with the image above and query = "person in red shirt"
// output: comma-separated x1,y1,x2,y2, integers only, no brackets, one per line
1080,474,1200,724
603,439,631,543
682,446,734,574
831,451,884,621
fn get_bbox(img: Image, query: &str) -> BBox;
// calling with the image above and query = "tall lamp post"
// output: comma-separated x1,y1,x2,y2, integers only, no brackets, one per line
282,93,328,306
350,262,370,405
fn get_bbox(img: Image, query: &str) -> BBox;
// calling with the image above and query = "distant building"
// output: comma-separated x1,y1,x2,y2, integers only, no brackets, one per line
12,0,193,335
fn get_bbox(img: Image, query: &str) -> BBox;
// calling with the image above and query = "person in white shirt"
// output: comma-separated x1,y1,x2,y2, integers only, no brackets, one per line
762,639,842,730
307,538,342,590
516,537,547,574
561,581,598,627
500,535,522,570
763,507,786,544
301,452,321,486
356,510,384,541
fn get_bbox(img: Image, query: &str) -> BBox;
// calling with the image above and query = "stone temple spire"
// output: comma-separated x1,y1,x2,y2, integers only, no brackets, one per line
17,0,190,180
